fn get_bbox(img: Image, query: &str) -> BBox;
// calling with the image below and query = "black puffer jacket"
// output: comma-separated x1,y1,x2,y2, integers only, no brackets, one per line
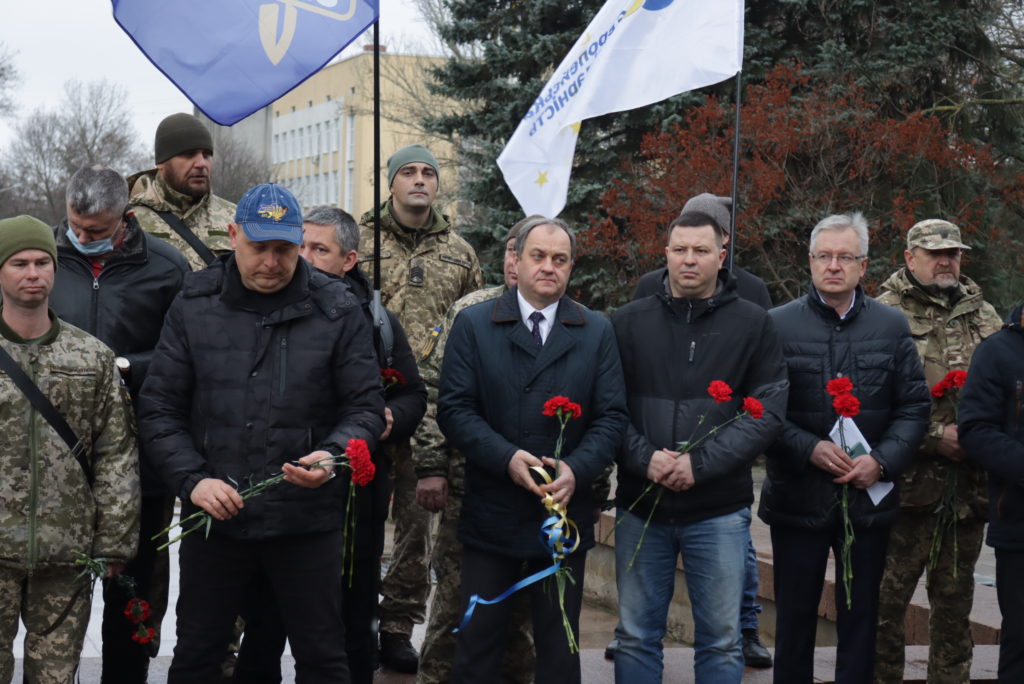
613,271,789,525
138,257,385,540
633,265,773,310
960,304,1024,550
759,285,929,531
51,217,189,399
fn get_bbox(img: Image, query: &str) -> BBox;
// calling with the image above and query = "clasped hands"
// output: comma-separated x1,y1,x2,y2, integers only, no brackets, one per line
507,449,576,507
809,440,881,488
647,449,695,492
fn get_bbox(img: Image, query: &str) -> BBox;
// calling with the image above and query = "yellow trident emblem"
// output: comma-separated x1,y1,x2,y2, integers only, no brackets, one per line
257,204,289,221
258,0,360,66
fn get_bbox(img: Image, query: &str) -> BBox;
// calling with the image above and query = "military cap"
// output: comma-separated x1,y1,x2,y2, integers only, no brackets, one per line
907,219,971,251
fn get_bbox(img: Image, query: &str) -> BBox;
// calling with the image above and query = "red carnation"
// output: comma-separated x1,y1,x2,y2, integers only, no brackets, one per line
741,397,765,420
931,379,950,398
707,380,733,403
833,393,861,418
380,368,406,387
346,438,375,486
123,598,151,625
131,626,156,645
948,370,967,388
542,396,582,419
826,377,854,396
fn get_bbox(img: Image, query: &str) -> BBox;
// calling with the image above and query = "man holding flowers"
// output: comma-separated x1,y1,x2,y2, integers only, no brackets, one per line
138,183,384,683
873,219,1002,684
760,212,929,684
437,216,628,684
610,210,789,684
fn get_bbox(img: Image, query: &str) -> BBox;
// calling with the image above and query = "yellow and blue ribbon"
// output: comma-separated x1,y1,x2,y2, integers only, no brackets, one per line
454,465,580,633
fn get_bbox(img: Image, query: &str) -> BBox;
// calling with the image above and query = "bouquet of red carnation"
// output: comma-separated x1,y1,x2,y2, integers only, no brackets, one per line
928,370,969,578
380,367,406,389
74,553,155,645
826,377,859,609
612,381,766,570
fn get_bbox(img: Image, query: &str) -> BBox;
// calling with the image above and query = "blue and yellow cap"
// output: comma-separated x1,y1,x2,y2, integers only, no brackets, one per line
235,183,303,244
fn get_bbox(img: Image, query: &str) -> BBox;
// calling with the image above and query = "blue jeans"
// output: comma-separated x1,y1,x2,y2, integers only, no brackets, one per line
614,508,748,684
741,532,762,631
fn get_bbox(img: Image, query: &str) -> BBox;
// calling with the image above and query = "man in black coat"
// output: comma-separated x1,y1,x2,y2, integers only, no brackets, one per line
232,205,427,684
959,304,1024,683
138,183,385,683
611,211,788,683
760,212,929,684
437,216,628,684
51,164,189,684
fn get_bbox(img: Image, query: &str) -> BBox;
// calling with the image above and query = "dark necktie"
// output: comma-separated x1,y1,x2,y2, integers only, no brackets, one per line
529,311,545,347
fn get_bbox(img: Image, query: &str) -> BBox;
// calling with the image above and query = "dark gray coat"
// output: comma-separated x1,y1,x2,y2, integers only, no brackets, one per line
437,288,628,558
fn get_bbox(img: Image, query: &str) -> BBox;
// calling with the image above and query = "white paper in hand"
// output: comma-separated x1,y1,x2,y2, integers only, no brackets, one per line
829,416,894,506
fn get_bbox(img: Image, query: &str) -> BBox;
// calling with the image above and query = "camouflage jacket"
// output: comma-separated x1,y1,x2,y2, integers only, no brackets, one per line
877,268,1003,516
358,200,483,360
412,285,505,490
0,312,139,571
128,169,235,272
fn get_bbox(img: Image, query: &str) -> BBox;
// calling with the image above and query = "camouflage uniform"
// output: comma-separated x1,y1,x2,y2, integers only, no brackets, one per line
414,285,535,684
874,267,1003,684
128,169,235,272
359,199,483,638
0,313,139,684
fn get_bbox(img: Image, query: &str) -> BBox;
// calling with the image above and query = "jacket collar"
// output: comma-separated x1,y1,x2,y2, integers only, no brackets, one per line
360,199,450,250
806,282,866,323
878,266,985,315
128,168,210,219
656,268,739,320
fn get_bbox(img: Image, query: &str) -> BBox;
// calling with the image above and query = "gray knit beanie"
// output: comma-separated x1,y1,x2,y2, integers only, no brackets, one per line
681,193,732,237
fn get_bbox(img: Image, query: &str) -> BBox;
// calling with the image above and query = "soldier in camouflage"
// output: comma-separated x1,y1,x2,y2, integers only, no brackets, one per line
128,112,235,272
0,215,139,684
414,221,535,684
358,144,483,673
874,219,1003,684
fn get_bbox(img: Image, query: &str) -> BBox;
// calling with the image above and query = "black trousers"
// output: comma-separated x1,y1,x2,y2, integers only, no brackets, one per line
996,548,1024,683
233,462,391,684
451,546,586,684
168,529,349,684
770,523,889,684
100,492,173,683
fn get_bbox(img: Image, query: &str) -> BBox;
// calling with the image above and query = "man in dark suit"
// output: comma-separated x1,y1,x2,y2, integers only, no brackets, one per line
437,216,628,684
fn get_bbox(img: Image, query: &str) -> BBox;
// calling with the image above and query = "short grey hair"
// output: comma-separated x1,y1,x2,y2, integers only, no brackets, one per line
66,164,128,217
809,212,869,257
304,205,358,254
514,216,576,262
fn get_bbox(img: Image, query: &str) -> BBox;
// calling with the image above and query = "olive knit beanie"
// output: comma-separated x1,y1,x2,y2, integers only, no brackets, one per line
387,144,439,189
154,113,214,164
0,215,57,268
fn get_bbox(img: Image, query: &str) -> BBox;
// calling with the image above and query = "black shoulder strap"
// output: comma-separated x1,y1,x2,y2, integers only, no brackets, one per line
0,345,91,483
155,210,217,266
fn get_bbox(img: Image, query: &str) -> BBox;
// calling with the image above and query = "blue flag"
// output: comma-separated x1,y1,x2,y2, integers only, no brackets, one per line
113,0,380,125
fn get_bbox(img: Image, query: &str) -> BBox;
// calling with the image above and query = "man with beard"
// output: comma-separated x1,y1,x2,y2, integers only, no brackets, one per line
129,113,235,271
873,219,1002,683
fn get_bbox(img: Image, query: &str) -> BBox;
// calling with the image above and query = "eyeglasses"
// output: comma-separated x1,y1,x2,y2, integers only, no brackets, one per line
809,252,865,266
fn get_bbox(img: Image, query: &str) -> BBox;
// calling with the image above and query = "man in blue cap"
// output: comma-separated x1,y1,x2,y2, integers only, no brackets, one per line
139,183,385,683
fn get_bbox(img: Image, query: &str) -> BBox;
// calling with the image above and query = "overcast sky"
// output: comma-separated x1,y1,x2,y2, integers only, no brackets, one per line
1,0,429,148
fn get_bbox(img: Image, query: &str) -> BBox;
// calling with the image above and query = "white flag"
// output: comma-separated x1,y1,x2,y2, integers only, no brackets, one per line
497,0,745,218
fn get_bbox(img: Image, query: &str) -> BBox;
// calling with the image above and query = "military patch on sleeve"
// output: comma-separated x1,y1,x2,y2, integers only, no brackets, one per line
419,325,442,361
439,254,472,270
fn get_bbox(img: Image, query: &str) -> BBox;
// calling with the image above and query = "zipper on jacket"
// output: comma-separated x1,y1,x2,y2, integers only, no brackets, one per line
1015,380,1022,428
688,340,695,363
27,353,40,573
90,276,101,333
278,338,288,396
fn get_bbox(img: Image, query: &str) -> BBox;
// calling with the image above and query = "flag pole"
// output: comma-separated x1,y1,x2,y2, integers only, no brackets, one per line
726,70,742,273
372,20,383,313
